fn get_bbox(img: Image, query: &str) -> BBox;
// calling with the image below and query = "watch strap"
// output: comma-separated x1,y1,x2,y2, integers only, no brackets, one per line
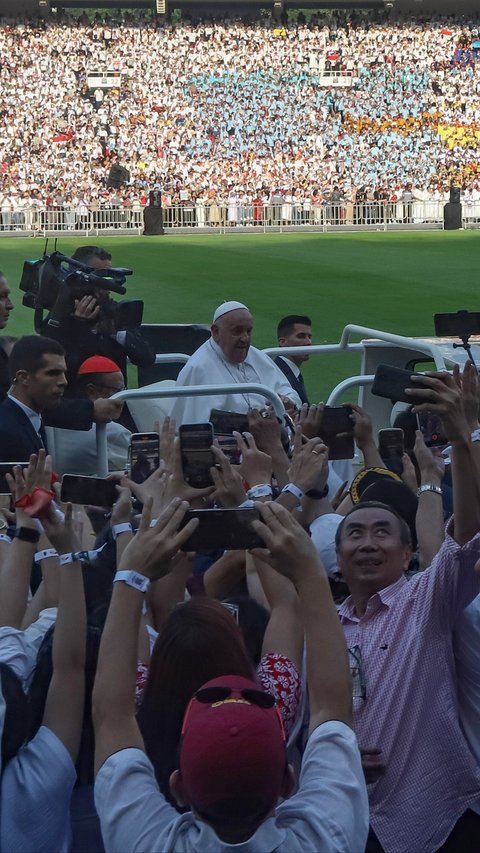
13,526,40,544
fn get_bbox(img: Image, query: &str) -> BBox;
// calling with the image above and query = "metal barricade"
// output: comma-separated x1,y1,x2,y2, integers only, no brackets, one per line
95,382,286,477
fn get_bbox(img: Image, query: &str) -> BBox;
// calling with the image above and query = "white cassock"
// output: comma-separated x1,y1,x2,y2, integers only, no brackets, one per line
170,338,301,425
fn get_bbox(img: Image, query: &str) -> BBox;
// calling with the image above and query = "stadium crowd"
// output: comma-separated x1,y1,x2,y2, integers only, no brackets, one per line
0,10,480,227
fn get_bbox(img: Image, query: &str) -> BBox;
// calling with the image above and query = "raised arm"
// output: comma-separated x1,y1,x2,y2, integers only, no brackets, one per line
41,502,86,761
252,502,352,734
408,365,480,545
93,497,198,775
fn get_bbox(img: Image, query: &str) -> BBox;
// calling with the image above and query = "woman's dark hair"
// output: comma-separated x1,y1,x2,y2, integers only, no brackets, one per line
223,595,269,668
137,598,254,807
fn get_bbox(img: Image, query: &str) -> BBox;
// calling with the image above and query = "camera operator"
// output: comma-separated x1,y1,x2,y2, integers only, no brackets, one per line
0,271,123,432
43,246,155,391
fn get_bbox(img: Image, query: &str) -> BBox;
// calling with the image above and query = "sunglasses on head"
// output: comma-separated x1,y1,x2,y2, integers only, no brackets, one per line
195,685,276,708
181,684,286,742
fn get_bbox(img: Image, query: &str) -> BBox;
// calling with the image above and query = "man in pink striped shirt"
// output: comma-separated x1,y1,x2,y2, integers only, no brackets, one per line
336,369,480,853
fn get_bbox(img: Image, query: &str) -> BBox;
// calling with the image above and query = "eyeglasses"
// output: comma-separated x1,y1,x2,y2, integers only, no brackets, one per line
348,645,367,701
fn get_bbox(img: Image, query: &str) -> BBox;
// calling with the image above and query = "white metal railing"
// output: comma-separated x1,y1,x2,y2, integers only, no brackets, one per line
326,375,375,406
95,382,286,477
0,199,460,235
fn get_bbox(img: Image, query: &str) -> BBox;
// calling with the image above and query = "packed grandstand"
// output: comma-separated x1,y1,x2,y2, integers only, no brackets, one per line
0,8,480,227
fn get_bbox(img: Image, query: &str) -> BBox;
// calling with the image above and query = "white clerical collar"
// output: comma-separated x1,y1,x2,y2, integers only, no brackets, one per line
277,354,301,378
8,393,42,434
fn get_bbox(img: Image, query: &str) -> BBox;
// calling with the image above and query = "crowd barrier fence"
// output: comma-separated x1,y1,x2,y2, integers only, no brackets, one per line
1,200,479,235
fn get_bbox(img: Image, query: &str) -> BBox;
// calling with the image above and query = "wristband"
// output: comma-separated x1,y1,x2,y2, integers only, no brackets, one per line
281,483,304,504
417,484,443,497
112,522,133,541
0,534,11,544
113,570,150,594
247,484,273,499
13,526,40,544
34,548,58,563
60,548,103,565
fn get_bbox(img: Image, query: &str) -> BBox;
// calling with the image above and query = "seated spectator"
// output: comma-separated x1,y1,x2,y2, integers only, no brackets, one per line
51,355,130,476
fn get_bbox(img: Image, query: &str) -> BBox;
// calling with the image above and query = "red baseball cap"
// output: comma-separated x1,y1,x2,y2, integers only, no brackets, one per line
179,675,287,824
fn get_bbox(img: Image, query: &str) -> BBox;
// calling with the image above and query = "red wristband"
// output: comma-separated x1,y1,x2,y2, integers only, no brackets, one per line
15,487,55,519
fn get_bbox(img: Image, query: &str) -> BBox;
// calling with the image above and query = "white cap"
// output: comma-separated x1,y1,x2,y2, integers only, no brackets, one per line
212,301,250,323
309,513,343,579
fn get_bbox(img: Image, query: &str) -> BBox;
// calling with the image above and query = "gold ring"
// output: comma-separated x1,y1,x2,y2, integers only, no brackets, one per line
311,450,320,456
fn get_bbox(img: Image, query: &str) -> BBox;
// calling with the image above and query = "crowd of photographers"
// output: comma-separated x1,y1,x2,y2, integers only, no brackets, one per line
0,267,479,850
0,10,480,229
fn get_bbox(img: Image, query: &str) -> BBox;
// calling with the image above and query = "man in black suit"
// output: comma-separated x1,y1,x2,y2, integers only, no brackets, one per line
0,336,69,462
274,315,312,406
0,271,124,431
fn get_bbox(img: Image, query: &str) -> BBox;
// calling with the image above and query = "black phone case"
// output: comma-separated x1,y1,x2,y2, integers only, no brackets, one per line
371,364,430,403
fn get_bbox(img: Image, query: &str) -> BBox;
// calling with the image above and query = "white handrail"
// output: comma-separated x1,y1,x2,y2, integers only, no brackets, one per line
95,382,286,477
326,375,375,406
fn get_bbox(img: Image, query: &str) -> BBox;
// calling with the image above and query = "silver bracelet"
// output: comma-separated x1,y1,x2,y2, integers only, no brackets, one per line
417,484,443,497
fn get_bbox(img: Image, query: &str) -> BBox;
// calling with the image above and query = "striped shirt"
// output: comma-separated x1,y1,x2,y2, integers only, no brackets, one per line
339,529,480,853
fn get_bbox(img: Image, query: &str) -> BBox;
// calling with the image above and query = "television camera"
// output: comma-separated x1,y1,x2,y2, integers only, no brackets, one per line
19,250,143,334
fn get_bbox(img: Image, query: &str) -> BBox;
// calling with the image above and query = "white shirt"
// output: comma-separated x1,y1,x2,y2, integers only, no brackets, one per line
95,721,368,853
276,354,301,379
0,726,75,853
170,338,301,425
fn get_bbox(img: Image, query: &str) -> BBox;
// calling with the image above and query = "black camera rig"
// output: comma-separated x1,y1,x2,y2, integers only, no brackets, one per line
19,249,143,334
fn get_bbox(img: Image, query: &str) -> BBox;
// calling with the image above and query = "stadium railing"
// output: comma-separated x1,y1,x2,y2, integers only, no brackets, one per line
94,382,286,476
0,200,472,235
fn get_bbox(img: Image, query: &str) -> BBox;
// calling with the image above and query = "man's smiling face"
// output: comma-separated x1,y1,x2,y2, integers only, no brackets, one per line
336,506,411,595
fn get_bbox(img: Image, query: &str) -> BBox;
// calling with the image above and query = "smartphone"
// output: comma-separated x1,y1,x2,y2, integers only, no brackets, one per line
179,423,215,488
434,310,480,338
209,409,249,435
0,462,28,495
320,406,355,460
416,412,447,447
128,433,160,484
371,364,431,403
209,410,248,465
378,429,404,461
179,507,263,551
61,475,118,507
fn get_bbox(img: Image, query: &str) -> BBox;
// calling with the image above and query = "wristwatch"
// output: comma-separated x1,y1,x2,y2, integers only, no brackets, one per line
13,526,41,544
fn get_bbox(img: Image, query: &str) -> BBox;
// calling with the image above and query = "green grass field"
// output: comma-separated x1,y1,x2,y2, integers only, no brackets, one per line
1,230,479,400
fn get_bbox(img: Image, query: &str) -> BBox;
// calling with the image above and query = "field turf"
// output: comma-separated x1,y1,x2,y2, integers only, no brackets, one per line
1,230,479,401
